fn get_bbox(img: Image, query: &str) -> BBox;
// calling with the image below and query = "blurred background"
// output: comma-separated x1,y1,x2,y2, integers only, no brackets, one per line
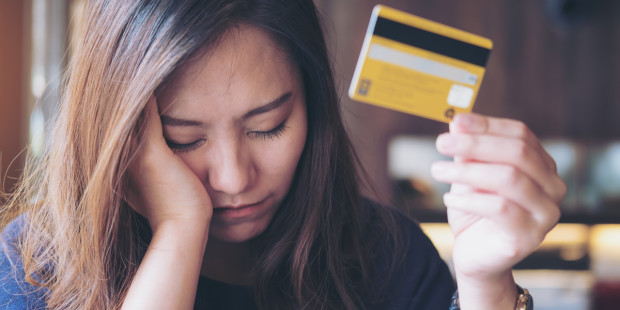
1,0,619,309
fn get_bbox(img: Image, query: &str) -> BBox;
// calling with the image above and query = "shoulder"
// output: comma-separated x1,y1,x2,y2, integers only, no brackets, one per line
0,215,48,309
360,198,455,310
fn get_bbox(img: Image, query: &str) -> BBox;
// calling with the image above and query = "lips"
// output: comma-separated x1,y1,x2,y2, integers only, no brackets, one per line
213,197,269,219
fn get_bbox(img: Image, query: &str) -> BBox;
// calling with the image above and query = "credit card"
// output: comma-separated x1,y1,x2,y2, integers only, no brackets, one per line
348,5,493,123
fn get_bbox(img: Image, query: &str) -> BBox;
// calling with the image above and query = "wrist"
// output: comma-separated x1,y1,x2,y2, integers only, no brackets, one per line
454,270,518,310
151,220,211,251
450,284,533,310
151,213,211,233
124,219,210,310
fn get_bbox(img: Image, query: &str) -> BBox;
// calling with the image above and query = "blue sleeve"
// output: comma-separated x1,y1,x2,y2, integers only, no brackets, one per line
367,207,456,310
0,217,48,309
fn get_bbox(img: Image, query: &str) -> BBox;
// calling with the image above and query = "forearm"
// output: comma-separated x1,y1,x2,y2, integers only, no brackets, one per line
454,270,518,310
121,222,209,310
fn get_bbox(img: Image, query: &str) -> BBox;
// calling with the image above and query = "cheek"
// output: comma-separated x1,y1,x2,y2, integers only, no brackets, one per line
255,127,306,189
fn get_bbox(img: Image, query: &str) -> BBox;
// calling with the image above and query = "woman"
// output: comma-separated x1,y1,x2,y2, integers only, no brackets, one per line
0,0,565,309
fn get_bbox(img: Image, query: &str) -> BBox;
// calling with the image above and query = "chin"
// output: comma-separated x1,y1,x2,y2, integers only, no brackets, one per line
209,222,269,243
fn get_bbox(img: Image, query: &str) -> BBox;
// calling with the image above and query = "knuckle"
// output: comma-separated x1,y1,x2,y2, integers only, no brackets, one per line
513,122,531,140
495,196,511,215
548,155,559,172
536,227,549,245
528,231,546,249
503,242,524,261
534,202,561,233
546,205,562,228
518,229,546,255
556,178,568,201
500,166,521,187
509,140,530,163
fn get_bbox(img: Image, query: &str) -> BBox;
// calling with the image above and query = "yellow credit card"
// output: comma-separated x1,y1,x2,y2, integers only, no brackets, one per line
349,5,493,123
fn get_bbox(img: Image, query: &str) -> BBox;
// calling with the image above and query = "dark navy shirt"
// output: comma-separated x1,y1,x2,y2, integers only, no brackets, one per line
1,201,455,309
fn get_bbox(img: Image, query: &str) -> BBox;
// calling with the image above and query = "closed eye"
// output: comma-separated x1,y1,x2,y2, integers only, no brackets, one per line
248,121,288,140
165,138,206,153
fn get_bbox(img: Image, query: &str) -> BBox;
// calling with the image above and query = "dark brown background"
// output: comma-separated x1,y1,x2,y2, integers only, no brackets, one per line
2,0,619,208
0,1,29,197
315,0,620,204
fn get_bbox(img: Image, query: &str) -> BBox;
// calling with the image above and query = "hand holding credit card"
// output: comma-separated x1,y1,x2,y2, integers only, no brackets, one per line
349,5,493,123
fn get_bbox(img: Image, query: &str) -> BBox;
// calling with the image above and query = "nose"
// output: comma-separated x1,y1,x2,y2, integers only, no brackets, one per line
206,138,253,195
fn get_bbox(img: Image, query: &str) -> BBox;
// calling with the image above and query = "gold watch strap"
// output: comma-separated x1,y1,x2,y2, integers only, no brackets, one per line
515,286,534,310
448,285,533,310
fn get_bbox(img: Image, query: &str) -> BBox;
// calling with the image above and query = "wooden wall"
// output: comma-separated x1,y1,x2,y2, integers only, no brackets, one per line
0,1,29,196
1,0,619,205
315,0,620,203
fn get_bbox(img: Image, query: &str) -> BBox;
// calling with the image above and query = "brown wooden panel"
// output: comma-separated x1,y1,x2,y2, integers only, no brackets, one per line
0,1,28,196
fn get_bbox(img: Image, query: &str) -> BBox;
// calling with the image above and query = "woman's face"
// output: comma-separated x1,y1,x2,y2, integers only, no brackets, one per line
157,25,307,243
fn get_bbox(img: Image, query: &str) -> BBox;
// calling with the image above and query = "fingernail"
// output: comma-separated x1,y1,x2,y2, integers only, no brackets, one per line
437,134,459,152
431,162,454,178
443,193,457,206
453,113,482,132
457,113,475,125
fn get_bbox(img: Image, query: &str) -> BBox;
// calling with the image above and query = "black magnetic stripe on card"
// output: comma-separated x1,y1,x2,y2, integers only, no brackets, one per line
373,16,490,67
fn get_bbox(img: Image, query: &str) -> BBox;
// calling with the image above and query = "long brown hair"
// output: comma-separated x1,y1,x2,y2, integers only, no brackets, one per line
1,0,400,309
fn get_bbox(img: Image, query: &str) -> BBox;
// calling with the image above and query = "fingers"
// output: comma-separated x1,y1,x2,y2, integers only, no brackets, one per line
445,193,534,236
444,192,549,253
436,133,566,201
136,96,174,166
127,95,166,212
432,161,561,229
144,95,164,142
449,113,557,172
450,113,532,140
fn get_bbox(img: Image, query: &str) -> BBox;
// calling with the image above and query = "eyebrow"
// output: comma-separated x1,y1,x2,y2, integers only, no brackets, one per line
160,92,293,127
242,92,292,120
